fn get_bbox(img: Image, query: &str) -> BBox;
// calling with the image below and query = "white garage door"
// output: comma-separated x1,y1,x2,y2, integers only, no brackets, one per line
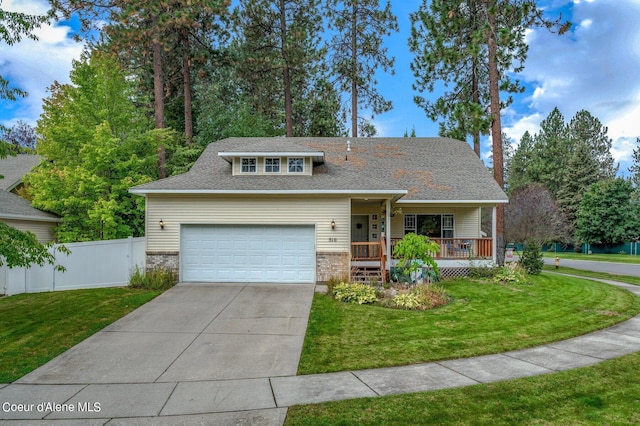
181,225,316,283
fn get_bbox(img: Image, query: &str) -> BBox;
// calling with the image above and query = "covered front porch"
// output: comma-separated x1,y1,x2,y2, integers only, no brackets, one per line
349,198,499,282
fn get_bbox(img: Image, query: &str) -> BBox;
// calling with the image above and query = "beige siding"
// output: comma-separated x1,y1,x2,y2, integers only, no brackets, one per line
146,195,349,252
390,205,482,239
232,157,313,176
2,219,56,242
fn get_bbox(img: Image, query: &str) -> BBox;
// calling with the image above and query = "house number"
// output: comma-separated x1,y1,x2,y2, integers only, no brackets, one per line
328,237,338,242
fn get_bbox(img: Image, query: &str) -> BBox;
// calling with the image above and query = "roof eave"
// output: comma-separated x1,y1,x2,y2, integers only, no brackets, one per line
129,188,407,197
0,213,61,223
397,199,509,204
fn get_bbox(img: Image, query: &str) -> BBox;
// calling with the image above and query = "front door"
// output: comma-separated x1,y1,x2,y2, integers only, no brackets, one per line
351,215,369,242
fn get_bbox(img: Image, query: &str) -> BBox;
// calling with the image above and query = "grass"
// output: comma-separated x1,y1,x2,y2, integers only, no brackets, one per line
0,287,160,383
298,273,640,375
543,251,640,264
288,273,640,425
285,352,640,425
544,265,640,286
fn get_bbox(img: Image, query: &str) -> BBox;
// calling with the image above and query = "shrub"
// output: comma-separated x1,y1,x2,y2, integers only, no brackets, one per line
519,239,544,275
129,266,176,290
332,283,377,304
494,263,527,285
392,293,421,310
392,233,441,282
390,284,449,310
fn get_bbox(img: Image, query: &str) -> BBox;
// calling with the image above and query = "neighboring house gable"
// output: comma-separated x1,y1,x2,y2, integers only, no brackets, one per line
0,154,59,242
131,137,508,283
0,154,41,192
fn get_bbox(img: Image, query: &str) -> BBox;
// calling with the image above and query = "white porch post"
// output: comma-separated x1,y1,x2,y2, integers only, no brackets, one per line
492,206,497,264
385,199,391,261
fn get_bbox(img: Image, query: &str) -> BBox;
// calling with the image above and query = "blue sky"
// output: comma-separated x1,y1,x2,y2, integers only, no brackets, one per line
1,0,639,173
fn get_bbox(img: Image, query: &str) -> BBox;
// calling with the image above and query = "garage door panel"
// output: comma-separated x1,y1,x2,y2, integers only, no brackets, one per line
181,225,315,283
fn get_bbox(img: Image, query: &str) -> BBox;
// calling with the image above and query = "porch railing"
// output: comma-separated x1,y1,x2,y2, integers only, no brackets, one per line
351,238,493,261
351,242,383,260
389,237,493,260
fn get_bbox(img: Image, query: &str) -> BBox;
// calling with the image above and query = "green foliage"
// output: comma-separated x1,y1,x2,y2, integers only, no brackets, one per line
25,51,181,242
391,292,420,310
576,178,640,245
0,222,53,269
326,0,398,136
1,5,52,101
519,240,544,275
390,284,449,311
392,233,440,280
494,262,528,284
332,282,377,304
129,266,176,291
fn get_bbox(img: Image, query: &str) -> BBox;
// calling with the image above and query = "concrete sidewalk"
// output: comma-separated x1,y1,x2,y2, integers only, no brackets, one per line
1,277,640,425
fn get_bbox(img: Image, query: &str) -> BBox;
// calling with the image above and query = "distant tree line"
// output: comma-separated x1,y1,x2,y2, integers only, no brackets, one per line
504,107,640,251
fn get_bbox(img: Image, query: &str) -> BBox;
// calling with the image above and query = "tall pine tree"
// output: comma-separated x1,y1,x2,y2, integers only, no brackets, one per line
327,0,398,137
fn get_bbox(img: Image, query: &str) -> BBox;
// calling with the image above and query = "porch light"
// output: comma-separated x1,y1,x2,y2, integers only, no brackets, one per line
331,219,336,230
159,219,165,230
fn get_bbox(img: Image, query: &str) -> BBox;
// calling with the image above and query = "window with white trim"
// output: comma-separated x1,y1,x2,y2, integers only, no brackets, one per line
264,158,281,173
241,158,257,173
288,157,304,173
404,214,454,238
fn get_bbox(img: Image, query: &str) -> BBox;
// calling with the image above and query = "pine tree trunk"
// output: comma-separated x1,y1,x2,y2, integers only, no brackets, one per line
351,2,358,138
152,36,166,179
182,29,193,144
487,3,505,265
280,0,293,137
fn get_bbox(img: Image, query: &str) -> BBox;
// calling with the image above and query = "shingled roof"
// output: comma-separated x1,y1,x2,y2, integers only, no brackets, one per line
0,189,60,222
0,154,41,191
131,137,508,203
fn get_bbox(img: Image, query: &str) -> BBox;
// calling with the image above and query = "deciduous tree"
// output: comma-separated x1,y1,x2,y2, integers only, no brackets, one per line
26,51,178,242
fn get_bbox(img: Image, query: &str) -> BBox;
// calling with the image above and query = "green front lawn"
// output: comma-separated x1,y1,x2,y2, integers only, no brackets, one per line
286,352,640,425
299,273,640,374
289,273,640,424
543,251,640,264
0,288,160,383
544,265,640,286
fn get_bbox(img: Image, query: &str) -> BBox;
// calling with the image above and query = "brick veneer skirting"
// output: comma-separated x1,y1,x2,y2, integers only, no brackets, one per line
316,252,350,283
146,251,179,277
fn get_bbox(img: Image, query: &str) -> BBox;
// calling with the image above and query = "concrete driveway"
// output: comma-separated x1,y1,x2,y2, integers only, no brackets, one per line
3,283,314,423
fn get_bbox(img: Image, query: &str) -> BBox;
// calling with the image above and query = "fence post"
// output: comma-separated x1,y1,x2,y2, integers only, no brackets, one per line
127,236,133,282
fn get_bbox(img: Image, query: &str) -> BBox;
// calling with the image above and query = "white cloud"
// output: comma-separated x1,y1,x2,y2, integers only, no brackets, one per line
0,0,84,127
504,0,640,174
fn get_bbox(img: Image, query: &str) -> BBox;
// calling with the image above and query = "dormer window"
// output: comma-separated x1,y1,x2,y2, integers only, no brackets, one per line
264,158,281,173
288,157,304,173
241,158,257,173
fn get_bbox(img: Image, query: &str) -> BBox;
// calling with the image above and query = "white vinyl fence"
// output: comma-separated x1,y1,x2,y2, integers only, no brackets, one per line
1,237,145,296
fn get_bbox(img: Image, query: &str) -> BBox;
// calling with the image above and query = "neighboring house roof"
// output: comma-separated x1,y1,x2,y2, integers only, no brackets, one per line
131,137,509,203
0,154,41,191
0,189,60,223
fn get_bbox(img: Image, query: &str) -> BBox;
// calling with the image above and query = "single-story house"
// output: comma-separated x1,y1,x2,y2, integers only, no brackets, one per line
130,137,509,283
0,154,59,242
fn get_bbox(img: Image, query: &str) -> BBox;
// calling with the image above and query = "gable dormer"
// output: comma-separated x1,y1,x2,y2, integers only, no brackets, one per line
218,147,324,176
